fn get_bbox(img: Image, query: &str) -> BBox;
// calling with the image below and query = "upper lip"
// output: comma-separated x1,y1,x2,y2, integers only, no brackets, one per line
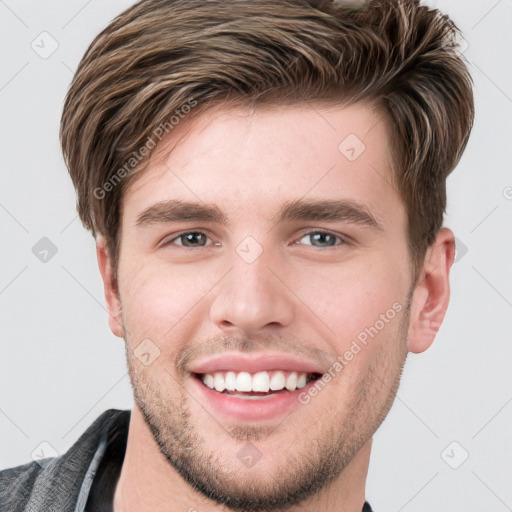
188,352,325,375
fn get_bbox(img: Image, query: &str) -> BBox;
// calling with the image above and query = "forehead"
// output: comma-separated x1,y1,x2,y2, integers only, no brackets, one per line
123,101,403,231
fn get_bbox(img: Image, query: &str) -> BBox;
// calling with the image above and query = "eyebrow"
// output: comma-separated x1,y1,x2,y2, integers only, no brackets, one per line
274,198,384,231
135,198,384,232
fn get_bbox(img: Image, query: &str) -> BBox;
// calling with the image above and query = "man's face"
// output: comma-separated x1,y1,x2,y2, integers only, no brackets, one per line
114,102,413,508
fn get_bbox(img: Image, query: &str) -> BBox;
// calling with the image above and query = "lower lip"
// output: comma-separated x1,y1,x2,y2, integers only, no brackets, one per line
190,375,316,422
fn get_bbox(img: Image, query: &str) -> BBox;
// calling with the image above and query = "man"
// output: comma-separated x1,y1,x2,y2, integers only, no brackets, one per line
0,0,474,510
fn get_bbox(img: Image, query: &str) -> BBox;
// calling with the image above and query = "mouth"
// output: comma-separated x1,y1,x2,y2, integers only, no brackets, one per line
193,370,322,399
190,370,323,421
188,352,326,420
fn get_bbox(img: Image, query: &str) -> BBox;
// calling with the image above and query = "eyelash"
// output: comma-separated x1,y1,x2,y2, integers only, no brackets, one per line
161,230,350,250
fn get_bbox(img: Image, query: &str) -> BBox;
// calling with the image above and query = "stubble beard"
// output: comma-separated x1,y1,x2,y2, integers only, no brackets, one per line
124,307,410,511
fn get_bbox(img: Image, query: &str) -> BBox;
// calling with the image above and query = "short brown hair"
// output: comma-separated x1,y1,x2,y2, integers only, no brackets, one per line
60,0,474,281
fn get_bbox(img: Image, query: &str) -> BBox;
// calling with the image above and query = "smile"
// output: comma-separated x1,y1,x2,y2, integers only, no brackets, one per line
197,370,319,395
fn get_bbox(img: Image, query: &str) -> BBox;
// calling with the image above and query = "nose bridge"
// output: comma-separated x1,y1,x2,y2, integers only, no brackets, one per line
210,240,294,335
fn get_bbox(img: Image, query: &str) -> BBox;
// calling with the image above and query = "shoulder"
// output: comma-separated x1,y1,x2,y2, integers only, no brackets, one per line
0,460,44,512
0,409,130,512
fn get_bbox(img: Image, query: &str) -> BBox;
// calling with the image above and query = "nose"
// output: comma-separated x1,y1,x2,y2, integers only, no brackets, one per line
209,247,295,337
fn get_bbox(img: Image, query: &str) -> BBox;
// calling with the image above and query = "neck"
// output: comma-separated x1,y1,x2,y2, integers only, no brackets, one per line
114,405,371,512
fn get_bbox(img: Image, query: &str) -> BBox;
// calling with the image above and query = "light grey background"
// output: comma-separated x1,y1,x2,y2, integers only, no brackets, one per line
0,1,511,510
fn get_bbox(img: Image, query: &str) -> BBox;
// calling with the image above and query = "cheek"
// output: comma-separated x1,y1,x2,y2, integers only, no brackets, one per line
119,262,215,344
293,256,407,345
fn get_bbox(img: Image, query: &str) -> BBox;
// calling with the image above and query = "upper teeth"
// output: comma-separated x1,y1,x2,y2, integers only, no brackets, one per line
201,371,309,393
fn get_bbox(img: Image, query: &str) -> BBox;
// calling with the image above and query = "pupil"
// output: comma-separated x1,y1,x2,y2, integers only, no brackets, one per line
184,233,205,246
312,233,334,247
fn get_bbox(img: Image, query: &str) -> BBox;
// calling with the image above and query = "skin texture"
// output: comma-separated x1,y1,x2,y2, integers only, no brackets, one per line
96,102,455,512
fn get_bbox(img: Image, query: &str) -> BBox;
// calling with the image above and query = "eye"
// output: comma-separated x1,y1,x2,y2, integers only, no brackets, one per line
164,231,213,248
160,230,348,250
297,231,346,248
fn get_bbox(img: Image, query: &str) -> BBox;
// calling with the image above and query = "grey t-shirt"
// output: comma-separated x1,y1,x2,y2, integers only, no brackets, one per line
0,409,374,512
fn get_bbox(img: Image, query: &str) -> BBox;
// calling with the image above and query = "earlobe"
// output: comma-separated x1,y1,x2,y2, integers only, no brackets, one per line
96,235,124,338
406,228,456,354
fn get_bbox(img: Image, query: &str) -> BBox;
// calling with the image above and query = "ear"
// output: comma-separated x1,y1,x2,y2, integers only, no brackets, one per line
406,227,456,354
96,235,124,338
